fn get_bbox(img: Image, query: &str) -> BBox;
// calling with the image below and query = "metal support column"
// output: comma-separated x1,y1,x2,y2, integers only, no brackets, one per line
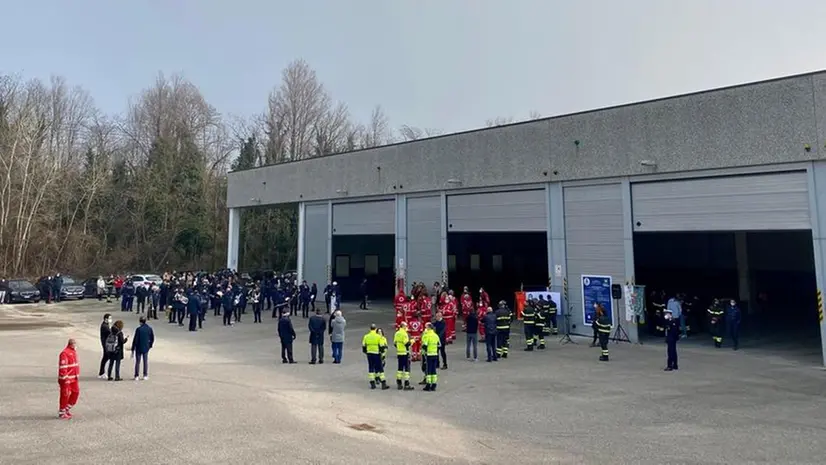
620,178,639,344
806,162,826,366
326,201,333,283
547,183,568,318
395,194,408,292
440,191,448,286
297,202,306,283
227,207,241,271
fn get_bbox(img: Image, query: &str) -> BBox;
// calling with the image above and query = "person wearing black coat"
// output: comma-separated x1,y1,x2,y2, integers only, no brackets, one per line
131,317,154,380
278,313,297,363
221,289,234,326
98,314,112,378
310,283,318,312
664,309,680,371
136,284,148,314
432,312,448,369
482,308,498,362
106,322,129,381
187,291,202,332
308,309,326,364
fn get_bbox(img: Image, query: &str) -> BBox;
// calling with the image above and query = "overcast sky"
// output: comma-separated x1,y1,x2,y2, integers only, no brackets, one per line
2,0,826,133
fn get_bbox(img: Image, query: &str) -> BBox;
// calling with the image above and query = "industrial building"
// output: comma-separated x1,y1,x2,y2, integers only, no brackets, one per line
227,70,826,365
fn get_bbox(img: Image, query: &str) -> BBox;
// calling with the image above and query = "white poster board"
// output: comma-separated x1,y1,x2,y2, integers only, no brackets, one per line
525,291,561,309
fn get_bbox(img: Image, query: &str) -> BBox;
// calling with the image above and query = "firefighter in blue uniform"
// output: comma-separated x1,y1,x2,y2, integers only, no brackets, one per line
522,298,536,351
594,303,612,362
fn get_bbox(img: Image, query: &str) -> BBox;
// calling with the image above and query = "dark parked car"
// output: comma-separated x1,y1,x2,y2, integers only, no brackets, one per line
82,278,114,298
59,276,85,300
1,279,41,303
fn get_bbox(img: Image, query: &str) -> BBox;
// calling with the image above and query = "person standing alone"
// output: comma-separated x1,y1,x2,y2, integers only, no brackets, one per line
131,316,154,380
278,312,297,364
663,309,680,371
330,311,346,363
58,338,80,419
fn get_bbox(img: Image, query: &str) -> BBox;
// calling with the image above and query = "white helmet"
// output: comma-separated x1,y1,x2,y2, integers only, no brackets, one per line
332,281,337,286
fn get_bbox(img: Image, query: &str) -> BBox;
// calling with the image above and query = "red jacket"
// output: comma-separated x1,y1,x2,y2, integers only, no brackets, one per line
58,345,79,385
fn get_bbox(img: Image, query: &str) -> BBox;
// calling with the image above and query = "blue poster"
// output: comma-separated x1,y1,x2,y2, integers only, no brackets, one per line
582,275,613,325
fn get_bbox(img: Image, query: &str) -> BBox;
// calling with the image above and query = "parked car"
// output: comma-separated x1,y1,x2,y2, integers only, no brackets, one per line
59,276,85,300
129,274,163,287
82,277,114,298
1,279,41,303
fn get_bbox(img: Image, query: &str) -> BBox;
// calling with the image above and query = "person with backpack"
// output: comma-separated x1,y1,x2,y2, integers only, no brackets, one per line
105,320,128,381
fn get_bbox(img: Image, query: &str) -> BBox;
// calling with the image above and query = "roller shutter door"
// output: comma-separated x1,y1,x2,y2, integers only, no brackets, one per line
447,190,546,232
332,200,395,235
406,196,442,286
303,204,329,285
632,172,810,232
563,184,626,335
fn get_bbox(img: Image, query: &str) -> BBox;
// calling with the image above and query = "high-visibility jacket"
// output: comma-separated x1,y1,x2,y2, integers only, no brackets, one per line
58,345,79,385
394,328,411,355
596,315,612,334
495,307,511,330
379,335,388,357
362,330,382,354
421,329,440,356
522,304,536,325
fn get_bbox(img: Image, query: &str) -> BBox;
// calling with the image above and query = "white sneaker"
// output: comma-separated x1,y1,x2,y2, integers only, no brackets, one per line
98,374,107,379
134,376,139,381
141,376,148,381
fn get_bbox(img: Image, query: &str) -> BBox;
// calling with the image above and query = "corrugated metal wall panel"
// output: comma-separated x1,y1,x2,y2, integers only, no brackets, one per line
406,196,442,286
447,190,546,232
632,172,811,232
564,184,626,334
332,200,395,235
303,204,329,286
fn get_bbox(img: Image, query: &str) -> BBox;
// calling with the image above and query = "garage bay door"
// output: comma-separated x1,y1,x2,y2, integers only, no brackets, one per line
632,172,811,232
447,190,546,232
332,200,395,235
406,196,442,286
303,204,329,285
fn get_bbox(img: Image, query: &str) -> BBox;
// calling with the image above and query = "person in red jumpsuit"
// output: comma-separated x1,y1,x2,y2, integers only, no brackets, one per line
477,300,488,339
408,316,424,362
58,338,80,419
479,287,491,310
419,295,433,325
394,289,407,330
460,287,474,320
444,291,457,343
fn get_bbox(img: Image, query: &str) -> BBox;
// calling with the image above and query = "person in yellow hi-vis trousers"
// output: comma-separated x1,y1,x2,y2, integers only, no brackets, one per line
362,324,389,390
394,322,414,391
421,322,441,392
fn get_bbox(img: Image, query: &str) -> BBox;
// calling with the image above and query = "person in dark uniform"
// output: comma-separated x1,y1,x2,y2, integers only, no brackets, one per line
359,278,369,310
546,296,559,336
135,284,147,314
278,312,297,363
522,299,536,351
535,297,547,349
187,290,200,332
310,283,318,312
308,309,326,364
221,290,234,326
323,281,333,313
300,281,311,318
595,303,612,362
664,308,680,371
726,299,742,350
494,301,511,359
707,298,724,348
432,312,448,369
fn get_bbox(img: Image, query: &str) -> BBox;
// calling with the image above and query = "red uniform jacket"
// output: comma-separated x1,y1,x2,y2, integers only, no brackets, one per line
58,345,79,385
480,291,490,309
394,291,407,329
460,293,474,319
477,301,488,337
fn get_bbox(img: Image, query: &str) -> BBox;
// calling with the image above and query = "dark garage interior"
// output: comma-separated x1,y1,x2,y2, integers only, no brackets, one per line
447,232,548,307
331,235,395,301
633,230,820,358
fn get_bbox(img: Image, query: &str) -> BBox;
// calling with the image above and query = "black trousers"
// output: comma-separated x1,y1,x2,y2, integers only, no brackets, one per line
281,341,294,362
177,309,185,325
397,354,410,377
311,343,324,362
223,311,233,326
496,330,509,356
213,300,221,316
311,298,316,312
168,307,176,323
234,306,241,322
666,339,678,368
360,294,368,309
136,299,145,313
438,343,447,367
325,297,331,313
301,301,309,318
485,334,497,361
99,350,109,376
253,304,262,323
598,332,610,358
188,314,197,331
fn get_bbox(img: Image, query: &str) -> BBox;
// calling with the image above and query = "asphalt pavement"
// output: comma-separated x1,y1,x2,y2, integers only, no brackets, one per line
1,299,826,465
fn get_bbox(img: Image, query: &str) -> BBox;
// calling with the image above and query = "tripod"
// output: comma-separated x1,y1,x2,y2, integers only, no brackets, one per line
611,298,631,344
559,308,577,345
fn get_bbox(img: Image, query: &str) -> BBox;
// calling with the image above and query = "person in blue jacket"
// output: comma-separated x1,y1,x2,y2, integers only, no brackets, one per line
187,290,201,332
221,289,234,326
131,316,155,380
300,281,311,318
726,299,742,350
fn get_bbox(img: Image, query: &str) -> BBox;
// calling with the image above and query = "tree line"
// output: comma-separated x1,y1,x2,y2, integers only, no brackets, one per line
0,60,541,278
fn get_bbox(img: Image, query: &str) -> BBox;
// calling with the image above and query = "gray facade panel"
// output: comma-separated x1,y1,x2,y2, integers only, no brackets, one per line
332,200,395,236
446,190,546,232
303,204,329,286
406,196,442,287
564,184,626,335
632,171,811,232
228,73,822,208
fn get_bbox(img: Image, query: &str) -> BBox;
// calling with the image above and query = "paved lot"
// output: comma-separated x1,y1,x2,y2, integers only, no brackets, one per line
1,299,826,465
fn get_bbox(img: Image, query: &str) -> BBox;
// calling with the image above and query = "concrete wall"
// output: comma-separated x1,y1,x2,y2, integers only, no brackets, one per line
228,72,825,208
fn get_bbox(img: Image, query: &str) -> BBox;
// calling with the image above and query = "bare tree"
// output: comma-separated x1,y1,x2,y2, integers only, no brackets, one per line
397,124,443,141
485,116,515,127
